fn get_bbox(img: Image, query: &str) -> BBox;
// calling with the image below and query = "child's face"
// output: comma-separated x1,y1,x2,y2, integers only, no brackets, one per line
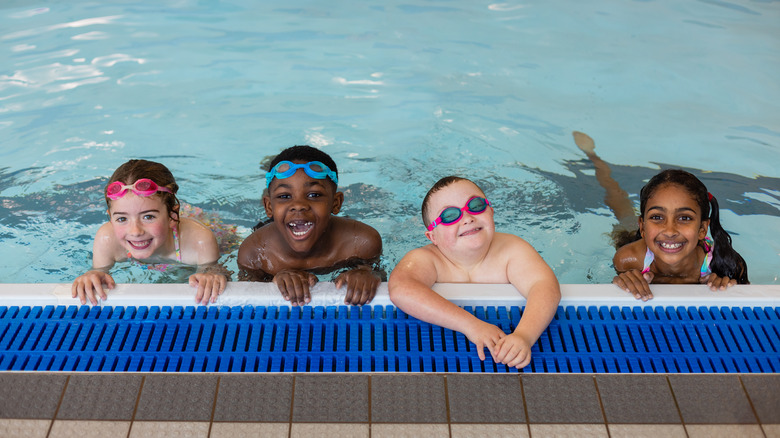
263,163,343,255
109,193,176,260
424,180,494,251
640,183,709,266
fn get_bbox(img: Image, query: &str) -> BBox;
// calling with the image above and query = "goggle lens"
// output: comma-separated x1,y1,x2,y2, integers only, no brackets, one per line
266,161,338,187
106,178,172,200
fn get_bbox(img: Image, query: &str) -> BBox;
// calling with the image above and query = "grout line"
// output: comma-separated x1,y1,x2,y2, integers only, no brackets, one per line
592,375,610,438
519,375,531,437
46,374,70,438
207,375,221,437
665,374,689,438
288,375,295,438
443,375,451,437
738,375,766,437
368,375,372,438
127,374,146,438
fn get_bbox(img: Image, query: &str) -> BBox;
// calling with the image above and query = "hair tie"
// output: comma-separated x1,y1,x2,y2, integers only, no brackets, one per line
707,192,713,201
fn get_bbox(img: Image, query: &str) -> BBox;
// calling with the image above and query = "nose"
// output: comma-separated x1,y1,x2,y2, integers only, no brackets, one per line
660,219,678,236
128,219,143,236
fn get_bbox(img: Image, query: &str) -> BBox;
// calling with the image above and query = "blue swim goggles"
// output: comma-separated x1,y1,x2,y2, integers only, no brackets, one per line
265,160,339,188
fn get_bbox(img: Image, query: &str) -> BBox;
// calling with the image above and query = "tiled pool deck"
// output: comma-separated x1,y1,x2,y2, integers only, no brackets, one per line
0,372,778,437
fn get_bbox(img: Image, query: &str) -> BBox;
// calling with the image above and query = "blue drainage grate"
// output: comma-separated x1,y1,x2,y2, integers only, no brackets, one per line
0,305,777,372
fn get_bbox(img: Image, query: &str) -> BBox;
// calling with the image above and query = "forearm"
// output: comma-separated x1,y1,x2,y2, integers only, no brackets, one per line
513,281,560,343
390,281,481,334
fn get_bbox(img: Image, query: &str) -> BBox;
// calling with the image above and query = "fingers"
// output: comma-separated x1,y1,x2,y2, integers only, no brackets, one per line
613,270,653,301
337,271,380,306
707,274,737,291
274,272,313,306
72,272,112,306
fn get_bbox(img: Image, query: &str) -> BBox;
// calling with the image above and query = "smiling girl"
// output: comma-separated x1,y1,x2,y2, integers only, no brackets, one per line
72,160,228,305
613,169,749,300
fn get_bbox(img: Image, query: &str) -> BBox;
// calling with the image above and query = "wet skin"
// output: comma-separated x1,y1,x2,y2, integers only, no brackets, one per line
237,164,382,306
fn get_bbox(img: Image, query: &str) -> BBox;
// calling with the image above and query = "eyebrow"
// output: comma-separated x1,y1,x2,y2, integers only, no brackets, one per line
647,205,697,213
112,209,160,216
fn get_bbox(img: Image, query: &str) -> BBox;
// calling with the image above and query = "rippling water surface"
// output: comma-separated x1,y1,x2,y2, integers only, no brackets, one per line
1,1,779,284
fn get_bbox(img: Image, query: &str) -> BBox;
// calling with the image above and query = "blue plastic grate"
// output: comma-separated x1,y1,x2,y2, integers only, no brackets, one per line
0,305,777,372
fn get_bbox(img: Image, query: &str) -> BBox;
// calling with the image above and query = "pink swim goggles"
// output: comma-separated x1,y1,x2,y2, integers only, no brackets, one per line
106,178,173,200
427,196,491,231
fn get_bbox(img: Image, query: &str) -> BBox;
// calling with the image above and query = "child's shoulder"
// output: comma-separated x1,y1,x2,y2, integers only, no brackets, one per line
613,239,646,272
329,216,381,258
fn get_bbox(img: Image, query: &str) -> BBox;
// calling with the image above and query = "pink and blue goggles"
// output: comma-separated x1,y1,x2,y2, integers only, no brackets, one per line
427,196,491,231
266,160,338,188
106,178,172,200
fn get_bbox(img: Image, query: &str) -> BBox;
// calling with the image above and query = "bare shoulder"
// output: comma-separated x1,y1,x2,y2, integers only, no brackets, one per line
178,218,219,264
390,244,439,284
493,232,539,259
93,222,123,264
331,217,382,259
237,225,272,270
180,217,216,242
613,239,645,272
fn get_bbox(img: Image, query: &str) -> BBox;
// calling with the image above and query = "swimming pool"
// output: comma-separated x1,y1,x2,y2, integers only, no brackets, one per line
1,1,779,284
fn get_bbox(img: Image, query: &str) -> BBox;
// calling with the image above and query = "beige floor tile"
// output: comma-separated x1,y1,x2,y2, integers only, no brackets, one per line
685,424,764,438
49,420,130,438
129,421,210,438
290,423,369,438
371,423,449,438
450,423,530,437
210,422,288,438
763,424,780,438
608,424,686,438
0,419,50,438
528,423,608,438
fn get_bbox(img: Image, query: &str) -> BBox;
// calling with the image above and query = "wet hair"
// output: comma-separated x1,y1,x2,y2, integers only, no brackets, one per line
421,176,481,228
267,145,339,189
105,159,180,221
634,169,748,283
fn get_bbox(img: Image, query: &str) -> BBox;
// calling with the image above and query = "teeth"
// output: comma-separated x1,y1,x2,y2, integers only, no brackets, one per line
660,242,682,249
288,221,313,237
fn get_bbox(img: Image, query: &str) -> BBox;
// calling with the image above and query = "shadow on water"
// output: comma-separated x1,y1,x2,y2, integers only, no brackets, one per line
532,159,780,218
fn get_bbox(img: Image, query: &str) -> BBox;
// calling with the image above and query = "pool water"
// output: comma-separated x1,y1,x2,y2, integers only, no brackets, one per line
1,1,779,284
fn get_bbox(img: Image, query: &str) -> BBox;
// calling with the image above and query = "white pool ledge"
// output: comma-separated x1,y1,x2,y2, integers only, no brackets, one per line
0,283,777,308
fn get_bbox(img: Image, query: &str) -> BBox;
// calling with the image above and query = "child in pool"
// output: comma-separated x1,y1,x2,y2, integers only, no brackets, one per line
612,169,749,300
388,176,561,369
72,159,228,305
237,145,383,306
573,132,749,300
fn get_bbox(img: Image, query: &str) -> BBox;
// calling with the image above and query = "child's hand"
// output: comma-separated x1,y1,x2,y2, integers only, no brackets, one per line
494,331,534,369
189,273,227,305
334,269,381,306
701,273,737,291
72,270,115,305
274,269,317,306
613,270,654,301
463,320,505,361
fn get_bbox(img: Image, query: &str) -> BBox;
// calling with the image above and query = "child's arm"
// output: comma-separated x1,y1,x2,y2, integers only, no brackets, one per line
612,241,654,300
389,249,505,361
494,237,561,369
333,222,384,305
72,224,117,305
182,219,228,305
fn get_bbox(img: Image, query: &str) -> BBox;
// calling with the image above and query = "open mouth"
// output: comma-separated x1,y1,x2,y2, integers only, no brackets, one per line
287,220,314,238
657,241,684,252
128,239,152,250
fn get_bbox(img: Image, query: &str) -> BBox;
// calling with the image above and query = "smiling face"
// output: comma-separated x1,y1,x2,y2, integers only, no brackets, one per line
109,193,177,260
263,162,343,255
640,182,709,268
424,179,494,252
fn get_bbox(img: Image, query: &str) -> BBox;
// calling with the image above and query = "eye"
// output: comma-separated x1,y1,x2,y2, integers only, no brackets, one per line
275,193,291,200
648,214,663,221
307,192,323,199
143,214,156,221
114,216,127,223
678,215,693,222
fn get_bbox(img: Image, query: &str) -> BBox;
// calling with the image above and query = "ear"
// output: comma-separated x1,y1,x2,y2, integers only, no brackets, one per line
424,229,437,245
638,216,645,238
331,191,344,215
262,195,274,219
169,204,180,222
699,219,710,240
